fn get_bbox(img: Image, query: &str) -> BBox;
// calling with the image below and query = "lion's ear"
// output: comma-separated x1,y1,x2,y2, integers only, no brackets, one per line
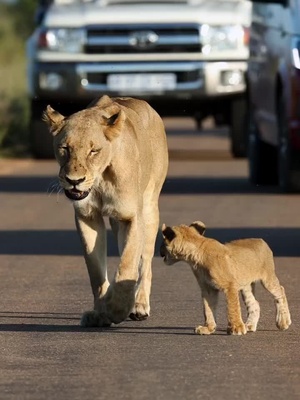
42,105,65,136
88,95,113,109
190,221,206,236
162,224,176,242
101,104,126,141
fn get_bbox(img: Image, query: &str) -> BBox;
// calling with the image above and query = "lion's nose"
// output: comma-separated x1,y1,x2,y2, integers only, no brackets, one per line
65,176,86,186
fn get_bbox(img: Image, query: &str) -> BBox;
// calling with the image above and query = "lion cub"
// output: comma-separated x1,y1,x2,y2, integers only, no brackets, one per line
160,221,291,335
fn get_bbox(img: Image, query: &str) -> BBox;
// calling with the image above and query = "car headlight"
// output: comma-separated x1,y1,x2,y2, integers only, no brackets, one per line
200,24,246,54
292,38,300,69
38,28,85,53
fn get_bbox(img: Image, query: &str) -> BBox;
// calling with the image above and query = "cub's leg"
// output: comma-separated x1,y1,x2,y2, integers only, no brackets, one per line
241,283,260,332
224,286,247,335
130,201,160,321
261,274,291,330
195,283,218,335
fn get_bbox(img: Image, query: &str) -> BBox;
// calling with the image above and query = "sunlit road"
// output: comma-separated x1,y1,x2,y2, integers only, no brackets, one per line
0,119,299,400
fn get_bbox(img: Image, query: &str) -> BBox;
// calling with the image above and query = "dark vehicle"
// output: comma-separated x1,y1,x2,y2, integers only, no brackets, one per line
247,0,300,192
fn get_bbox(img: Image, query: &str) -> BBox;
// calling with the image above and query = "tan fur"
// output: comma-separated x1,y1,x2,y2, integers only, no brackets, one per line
161,221,291,335
44,95,169,327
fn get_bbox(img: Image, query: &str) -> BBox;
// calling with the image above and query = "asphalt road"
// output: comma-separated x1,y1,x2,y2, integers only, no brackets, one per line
0,119,299,400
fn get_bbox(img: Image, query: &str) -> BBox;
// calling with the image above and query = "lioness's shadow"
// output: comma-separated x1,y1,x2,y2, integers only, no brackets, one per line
0,320,224,335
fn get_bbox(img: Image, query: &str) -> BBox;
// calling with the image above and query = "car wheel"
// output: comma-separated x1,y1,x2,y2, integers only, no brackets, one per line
277,95,300,192
30,118,54,159
230,97,247,158
30,101,54,159
248,109,277,185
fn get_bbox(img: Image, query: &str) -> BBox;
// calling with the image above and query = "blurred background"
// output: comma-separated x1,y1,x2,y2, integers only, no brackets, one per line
0,0,251,158
1,0,300,192
0,0,36,156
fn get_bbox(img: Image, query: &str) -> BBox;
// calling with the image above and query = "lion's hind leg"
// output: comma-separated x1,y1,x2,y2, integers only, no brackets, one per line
195,283,218,335
261,275,291,330
241,283,260,332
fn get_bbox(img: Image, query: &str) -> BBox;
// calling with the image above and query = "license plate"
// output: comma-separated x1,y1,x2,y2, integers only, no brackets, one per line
107,73,176,92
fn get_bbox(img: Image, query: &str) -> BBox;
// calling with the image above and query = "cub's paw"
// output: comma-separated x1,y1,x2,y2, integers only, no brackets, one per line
245,322,258,332
195,324,216,335
129,302,149,321
276,311,292,331
227,322,247,336
80,310,111,328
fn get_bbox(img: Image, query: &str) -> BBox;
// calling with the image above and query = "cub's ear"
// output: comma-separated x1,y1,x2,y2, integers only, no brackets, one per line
42,105,65,136
190,221,206,236
101,104,126,141
162,224,176,242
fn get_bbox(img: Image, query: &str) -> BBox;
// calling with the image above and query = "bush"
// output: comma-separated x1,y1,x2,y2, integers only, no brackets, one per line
0,2,36,156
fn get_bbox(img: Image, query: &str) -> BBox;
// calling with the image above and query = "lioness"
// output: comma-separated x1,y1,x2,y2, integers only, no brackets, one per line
43,95,168,327
160,221,291,335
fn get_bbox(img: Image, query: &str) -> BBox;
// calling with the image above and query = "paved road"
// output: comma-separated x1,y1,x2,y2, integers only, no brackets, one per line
0,120,299,400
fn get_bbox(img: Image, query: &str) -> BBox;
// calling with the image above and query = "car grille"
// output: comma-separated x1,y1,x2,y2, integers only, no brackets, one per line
85,24,201,54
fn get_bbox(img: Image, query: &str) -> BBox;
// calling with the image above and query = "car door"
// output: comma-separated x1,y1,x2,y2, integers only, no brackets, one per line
249,1,286,146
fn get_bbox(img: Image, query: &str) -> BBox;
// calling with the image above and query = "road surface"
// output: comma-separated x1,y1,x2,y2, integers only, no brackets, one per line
0,119,299,400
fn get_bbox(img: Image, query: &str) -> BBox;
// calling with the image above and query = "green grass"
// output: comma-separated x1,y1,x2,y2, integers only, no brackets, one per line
0,4,31,157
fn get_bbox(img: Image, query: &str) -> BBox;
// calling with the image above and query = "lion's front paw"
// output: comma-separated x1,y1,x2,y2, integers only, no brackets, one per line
227,322,247,335
103,280,136,324
195,324,216,335
129,302,150,321
80,310,111,328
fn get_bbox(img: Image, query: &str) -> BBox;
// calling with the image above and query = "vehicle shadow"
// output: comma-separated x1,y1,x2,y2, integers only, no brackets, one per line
0,173,299,257
0,227,300,257
0,175,280,194
162,176,278,194
0,176,58,193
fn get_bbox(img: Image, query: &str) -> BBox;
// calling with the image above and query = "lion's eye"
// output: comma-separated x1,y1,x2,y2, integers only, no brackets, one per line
90,148,101,156
58,146,69,155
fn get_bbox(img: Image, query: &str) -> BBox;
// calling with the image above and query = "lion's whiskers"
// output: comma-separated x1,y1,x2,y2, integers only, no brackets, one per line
47,180,62,202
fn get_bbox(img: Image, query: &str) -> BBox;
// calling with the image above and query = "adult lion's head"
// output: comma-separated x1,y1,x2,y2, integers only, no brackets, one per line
43,96,126,201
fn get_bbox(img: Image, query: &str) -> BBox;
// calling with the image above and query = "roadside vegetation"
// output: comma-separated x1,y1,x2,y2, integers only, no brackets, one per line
0,1,36,157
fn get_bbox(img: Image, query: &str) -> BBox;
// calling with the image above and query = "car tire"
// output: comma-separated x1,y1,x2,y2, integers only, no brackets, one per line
248,109,277,185
277,95,300,193
230,97,247,158
30,118,54,159
30,101,54,159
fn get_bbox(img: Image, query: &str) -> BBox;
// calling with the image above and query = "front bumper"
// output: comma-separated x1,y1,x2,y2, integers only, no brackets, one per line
28,61,247,100
29,59,247,115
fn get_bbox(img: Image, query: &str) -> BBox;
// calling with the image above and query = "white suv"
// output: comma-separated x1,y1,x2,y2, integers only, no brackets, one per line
27,0,252,158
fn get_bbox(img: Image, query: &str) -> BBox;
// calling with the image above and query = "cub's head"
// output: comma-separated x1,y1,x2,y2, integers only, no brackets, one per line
43,95,126,202
160,221,206,265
